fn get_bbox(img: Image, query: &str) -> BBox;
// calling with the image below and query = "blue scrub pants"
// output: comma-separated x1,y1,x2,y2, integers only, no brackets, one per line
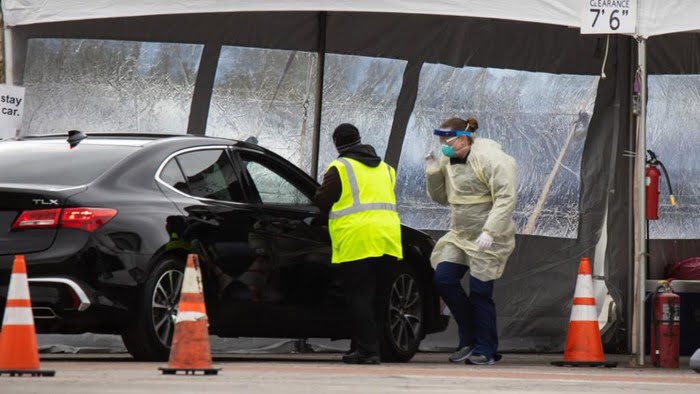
434,261,498,358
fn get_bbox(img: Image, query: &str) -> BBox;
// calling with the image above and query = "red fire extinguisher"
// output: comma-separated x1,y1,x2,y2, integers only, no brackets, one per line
650,281,681,368
646,150,676,220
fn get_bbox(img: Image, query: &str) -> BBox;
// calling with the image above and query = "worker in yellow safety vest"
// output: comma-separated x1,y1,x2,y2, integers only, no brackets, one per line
315,123,402,365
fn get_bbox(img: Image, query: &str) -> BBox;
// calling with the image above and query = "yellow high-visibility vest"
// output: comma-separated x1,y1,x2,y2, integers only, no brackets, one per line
327,158,402,263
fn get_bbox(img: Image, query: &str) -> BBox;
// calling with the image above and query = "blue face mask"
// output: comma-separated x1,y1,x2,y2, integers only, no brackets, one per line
441,144,456,158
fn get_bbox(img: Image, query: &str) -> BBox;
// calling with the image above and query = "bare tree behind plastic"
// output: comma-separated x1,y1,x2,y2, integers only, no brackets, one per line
647,75,700,239
22,39,202,135
207,47,318,173
397,64,598,238
316,55,406,174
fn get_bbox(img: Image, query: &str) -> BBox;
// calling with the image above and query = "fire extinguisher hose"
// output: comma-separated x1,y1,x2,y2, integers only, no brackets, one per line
656,160,676,206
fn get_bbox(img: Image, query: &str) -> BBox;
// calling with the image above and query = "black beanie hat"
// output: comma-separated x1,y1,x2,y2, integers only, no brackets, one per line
333,123,361,151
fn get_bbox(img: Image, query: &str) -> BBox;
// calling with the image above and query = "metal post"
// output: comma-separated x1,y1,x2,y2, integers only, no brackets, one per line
3,25,13,85
310,12,327,180
626,97,635,354
0,10,5,85
634,37,647,367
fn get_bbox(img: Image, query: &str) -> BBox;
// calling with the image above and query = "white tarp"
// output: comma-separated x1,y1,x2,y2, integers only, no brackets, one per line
2,0,700,37
4,0,699,37
0,0,582,30
637,1,700,37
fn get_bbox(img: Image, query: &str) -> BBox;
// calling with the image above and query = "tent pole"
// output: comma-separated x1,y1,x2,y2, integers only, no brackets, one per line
3,26,13,85
310,11,327,180
633,36,647,367
0,10,5,84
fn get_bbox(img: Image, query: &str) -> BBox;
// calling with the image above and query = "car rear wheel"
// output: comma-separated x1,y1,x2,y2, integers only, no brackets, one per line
379,264,425,362
121,257,184,361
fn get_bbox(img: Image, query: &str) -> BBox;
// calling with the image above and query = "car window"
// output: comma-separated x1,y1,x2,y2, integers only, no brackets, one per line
159,159,189,195
239,152,312,205
175,149,243,202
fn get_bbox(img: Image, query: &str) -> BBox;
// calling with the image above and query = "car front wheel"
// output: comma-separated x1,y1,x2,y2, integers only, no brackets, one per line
121,257,184,361
379,264,425,362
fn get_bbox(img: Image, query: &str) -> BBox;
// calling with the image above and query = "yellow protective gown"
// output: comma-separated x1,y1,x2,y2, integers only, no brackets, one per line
425,138,516,281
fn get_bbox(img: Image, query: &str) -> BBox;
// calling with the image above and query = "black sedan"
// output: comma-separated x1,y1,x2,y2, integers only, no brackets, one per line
0,133,447,361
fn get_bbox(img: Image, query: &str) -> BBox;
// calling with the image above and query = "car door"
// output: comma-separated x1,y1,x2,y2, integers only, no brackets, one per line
156,147,262,317
232,148,336,321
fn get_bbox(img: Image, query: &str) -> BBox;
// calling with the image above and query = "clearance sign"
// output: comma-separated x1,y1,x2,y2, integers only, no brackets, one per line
581,0,637,35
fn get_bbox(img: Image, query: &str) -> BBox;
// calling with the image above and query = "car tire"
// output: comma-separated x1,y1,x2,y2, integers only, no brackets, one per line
378,262,425,362
121,256,185,361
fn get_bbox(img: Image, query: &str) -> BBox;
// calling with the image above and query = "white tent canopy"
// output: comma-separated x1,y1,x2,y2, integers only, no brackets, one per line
3,0,700,37
1,0,580,29
638,1,700,37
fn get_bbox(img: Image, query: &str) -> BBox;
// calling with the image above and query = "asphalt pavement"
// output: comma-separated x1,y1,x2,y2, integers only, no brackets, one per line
2,353,699,393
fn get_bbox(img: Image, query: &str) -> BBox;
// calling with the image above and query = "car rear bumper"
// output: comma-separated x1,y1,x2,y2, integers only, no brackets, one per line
29,277,92,312
0,249,134,333
0,275,130,333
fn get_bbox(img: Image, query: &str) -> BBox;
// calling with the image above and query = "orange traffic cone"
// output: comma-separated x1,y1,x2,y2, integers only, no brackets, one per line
0,255,55,377
552,257,617,368
159,254,219,375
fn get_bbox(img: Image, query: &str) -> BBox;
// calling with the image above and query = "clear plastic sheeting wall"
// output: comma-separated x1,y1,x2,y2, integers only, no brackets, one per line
316,55,406,174
206,47,318,173
396,64,599,238
22,39,202,136
647,75,700,239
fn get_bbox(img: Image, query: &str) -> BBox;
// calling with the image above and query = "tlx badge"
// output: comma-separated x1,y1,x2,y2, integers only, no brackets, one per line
32,199,59,206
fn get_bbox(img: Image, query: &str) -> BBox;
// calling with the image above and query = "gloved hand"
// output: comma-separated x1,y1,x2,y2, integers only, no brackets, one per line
475,231,493,251
424,152,438,170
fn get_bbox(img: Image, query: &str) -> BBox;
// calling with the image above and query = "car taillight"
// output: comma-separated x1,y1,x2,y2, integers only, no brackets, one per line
12,208,117,232
60,208,118,232
11,208,61,229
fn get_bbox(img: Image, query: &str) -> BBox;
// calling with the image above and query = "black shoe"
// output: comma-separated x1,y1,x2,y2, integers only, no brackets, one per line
345,342,357,356
342,351,380,365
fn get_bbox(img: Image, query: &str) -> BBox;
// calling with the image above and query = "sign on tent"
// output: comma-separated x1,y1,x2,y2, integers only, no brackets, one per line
0,84,25,136
581,0,637,35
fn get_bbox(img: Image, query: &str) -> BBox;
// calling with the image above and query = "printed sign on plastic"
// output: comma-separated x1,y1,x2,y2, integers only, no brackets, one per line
0,84,25,136
581,0,637,35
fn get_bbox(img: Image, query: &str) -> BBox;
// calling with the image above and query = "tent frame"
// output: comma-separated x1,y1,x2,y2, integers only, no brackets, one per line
5,9,697,364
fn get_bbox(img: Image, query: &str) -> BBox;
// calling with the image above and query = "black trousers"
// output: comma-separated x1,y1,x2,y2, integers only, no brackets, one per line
337,256,396,356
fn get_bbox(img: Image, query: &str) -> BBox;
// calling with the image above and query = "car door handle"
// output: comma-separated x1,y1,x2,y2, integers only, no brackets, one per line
303,217,323,226
270,219,292,228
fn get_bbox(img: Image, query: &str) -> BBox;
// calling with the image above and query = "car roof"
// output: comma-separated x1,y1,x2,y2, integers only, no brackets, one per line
10,133,249,148
7,132,282,164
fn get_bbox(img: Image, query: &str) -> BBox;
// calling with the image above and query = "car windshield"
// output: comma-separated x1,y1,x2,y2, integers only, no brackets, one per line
0,140,139,187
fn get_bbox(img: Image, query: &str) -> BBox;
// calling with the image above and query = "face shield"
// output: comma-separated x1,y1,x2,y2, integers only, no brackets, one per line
429,128,472,159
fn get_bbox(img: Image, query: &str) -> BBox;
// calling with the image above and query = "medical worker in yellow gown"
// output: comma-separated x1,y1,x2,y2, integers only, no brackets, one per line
425,117,516,366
